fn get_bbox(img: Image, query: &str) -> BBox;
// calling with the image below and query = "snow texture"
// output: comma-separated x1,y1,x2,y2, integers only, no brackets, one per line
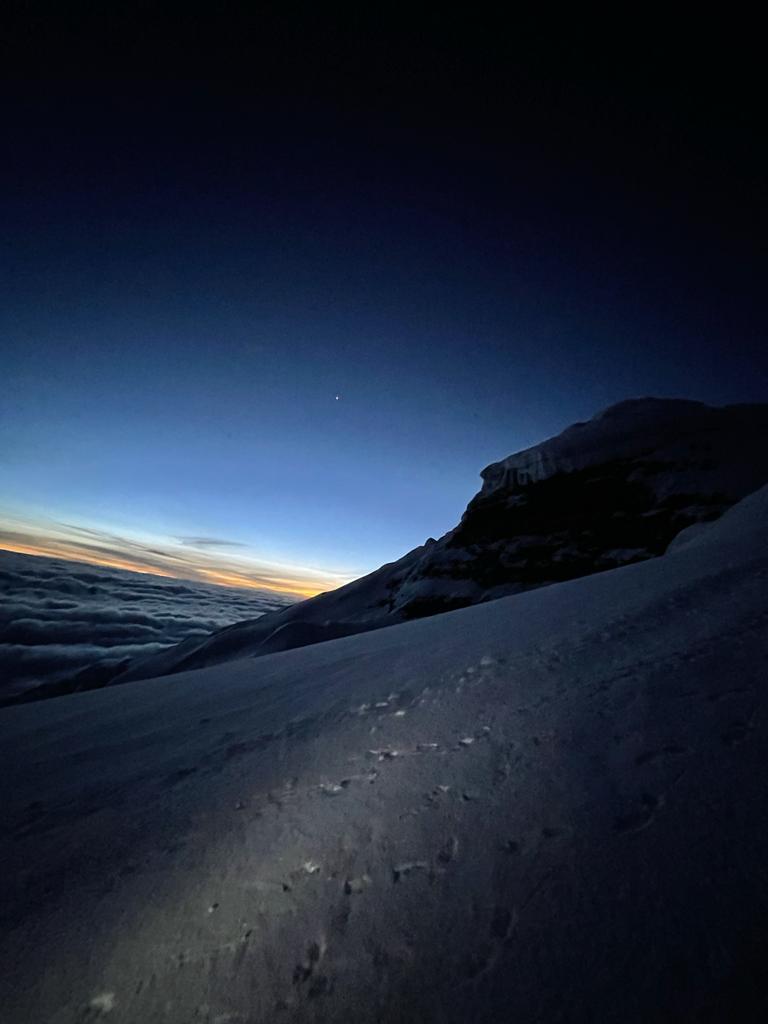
115,397,768,685
1,483,767,1022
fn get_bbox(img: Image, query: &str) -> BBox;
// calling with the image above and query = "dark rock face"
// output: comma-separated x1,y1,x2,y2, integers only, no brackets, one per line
372,400,768,621
396,459,728,610
91,398,768,687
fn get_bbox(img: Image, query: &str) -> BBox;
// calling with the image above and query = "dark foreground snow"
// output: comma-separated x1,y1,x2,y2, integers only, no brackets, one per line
1,487,767,1022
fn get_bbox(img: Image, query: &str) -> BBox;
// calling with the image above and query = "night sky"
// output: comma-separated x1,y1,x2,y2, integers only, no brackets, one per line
2,8,766,595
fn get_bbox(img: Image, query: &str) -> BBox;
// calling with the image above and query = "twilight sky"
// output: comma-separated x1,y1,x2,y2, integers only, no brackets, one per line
1,10,766,596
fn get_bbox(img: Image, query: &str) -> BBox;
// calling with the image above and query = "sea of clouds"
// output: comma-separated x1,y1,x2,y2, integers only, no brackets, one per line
0,550,292,703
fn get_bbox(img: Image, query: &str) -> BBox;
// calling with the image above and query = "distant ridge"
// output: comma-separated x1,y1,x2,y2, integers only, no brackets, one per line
31,397,768,697
2,473,768,1022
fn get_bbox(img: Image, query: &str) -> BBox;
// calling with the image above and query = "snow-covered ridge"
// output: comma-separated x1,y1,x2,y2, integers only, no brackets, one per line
478,397,768,497
94,397,768,690
1,483,767,1021
9,397,765,703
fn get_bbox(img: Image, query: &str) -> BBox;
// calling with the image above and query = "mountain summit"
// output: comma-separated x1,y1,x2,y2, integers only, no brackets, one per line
110,397,768,687
3,456,768,1023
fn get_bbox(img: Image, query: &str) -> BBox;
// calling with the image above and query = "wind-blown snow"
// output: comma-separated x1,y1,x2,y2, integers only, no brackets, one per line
1,485,767,1022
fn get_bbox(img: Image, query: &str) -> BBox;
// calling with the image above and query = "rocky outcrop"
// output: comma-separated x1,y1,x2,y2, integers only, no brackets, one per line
99,398,768,686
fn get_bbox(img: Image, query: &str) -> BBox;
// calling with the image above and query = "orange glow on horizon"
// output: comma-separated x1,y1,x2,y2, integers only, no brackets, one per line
197,567,325,599
0,539,333,599
0,540,175,579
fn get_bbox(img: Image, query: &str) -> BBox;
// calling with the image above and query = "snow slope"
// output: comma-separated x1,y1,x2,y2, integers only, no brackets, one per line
112,397,768,686
1,485,767,1022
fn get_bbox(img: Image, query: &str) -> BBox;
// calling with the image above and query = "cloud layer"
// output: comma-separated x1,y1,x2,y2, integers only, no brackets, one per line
0,549,292,702
0,517,356,599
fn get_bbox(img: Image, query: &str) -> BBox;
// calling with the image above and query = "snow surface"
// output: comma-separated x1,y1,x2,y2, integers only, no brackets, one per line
112,398,768,686
1,486,767,1022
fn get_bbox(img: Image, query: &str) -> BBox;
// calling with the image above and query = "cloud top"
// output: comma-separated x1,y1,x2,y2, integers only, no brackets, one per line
0,515,356,598
0,549,293,702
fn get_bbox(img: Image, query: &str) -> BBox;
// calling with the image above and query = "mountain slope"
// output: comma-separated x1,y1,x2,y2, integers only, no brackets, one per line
1,484,767,1022
113,397,768,685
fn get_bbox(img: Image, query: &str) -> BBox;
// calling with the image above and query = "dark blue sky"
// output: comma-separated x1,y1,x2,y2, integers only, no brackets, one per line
2,9,766,593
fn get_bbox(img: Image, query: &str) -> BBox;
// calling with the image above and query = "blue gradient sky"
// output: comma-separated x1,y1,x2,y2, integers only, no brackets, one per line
2,11,766,594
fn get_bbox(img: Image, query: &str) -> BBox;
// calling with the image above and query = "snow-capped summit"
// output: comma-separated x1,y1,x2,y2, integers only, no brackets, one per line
100,397,768,690
478,397,760,497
